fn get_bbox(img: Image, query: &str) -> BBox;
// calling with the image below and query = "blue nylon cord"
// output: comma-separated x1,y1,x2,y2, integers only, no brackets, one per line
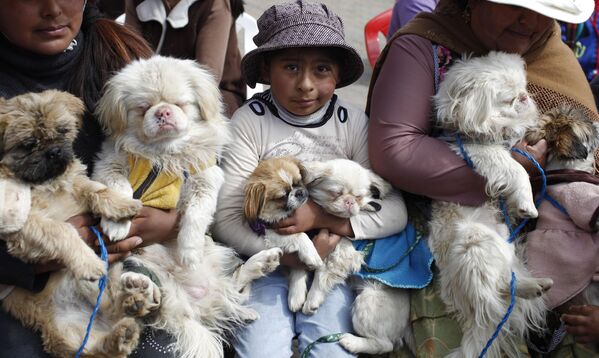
74,226,108,358
478,272,517,358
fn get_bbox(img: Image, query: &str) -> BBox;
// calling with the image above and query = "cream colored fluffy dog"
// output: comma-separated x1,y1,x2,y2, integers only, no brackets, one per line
0,90,143,358
93,56,282,358
244,157,389,316
429,52,552,357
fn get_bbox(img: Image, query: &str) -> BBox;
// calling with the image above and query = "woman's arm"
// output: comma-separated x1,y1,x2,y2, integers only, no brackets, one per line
368,35,487,206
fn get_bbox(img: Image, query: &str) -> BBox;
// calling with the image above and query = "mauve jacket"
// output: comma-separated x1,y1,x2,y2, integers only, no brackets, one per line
126,0,246,117
527,180,599,309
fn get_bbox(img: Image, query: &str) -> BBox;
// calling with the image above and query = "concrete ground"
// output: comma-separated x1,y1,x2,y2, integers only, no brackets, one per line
242,0,394,110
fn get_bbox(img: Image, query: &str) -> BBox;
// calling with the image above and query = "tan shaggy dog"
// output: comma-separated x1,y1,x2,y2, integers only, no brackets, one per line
0,90,144,358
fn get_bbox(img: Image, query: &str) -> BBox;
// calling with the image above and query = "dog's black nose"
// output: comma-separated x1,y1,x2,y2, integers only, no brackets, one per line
46,146,62,159
295,188,307,199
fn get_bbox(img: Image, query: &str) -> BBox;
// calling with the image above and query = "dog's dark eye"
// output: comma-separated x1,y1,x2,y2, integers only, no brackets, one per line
56,127,69,134
19,139,37,151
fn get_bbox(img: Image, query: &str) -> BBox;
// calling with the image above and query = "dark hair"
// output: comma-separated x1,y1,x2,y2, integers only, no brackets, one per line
230,0,245,20
69,3,153,170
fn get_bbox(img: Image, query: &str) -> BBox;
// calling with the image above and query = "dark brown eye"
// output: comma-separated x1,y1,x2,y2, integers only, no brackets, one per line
57,127,69,134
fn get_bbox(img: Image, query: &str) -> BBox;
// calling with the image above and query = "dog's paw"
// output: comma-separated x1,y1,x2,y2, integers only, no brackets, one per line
121,272,162,317
302,290,325,315
239,307,260,322
102,195,142,221
244,248,282,279
288,290,307,312
177,247,202,269
338,334,363,354
103,317,141,355
516,199,538,219
101,218,131,242
513,277,553,299
299,252,324,270
72,256,107,281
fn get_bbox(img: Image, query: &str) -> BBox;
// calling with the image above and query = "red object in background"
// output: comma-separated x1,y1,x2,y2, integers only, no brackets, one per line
364,8,393,68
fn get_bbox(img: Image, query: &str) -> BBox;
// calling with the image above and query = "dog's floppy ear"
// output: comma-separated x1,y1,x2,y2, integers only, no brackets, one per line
300,161,329,187
52,90,85,126
244,181,266,221
187,61,226,122
368,171,392,200
95,76,129,137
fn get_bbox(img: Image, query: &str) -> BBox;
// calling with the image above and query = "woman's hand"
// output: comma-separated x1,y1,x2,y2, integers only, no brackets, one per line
127,206,180,246
273,199,354,237
562,305,599,343
67,214,142,265
279,229,342,269
511,139,548,176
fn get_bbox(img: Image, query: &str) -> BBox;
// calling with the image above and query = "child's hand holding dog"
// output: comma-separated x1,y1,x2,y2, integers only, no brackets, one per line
273,199,354,237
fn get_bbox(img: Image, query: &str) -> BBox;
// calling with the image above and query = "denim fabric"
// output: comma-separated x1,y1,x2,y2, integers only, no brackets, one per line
233,269,356,358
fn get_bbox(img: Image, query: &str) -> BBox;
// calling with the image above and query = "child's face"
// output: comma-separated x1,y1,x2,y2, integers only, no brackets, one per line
264,47,340,117
0,0,85,56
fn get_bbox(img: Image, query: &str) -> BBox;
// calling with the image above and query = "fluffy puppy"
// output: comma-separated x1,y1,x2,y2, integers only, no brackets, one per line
527,105,599,173
244,156,324,311
95,56,282,358
95,55,228,267
429,52,552,357
300,158,388,314
0,90,143,358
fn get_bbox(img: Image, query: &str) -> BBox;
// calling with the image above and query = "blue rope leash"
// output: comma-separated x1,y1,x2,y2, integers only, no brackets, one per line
74,226,108,358
455,139,565,357
478,272,517,358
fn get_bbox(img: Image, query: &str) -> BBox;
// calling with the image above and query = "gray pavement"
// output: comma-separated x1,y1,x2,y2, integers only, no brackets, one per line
243,0,394,110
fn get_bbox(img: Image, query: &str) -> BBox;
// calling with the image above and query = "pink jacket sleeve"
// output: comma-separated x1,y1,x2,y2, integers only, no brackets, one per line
549,182,599,232
368,35,487,206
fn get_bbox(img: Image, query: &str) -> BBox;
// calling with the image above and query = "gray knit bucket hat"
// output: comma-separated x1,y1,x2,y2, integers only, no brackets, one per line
241,0,364,89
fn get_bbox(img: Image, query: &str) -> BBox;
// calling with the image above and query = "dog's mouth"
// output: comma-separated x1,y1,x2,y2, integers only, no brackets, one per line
12,146,73,184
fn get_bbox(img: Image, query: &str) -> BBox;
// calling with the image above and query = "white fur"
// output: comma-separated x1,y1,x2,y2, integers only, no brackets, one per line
429,52,550,357
302,159,413,354
92,56,282,356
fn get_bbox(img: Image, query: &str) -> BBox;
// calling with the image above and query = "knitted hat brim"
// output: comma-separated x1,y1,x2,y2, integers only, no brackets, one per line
241,23,364,89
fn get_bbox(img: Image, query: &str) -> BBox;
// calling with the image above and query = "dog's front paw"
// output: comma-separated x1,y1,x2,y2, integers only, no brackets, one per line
72,256,107,281
239,307,260,322
244,248,282,279
512,277,553,299
121,272,162,317
177,247,202,268
101,194,142,222
302,290,325,315
101,218,131,242
288,289,307,312
338,333,363,354
103,317,141,356
516,199,538,219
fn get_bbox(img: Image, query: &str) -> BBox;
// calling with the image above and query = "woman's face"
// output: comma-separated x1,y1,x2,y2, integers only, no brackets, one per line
0,0,85,56
469,0,554,54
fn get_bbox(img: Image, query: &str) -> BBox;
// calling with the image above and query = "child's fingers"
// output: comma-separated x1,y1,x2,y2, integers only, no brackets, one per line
565,324,589,336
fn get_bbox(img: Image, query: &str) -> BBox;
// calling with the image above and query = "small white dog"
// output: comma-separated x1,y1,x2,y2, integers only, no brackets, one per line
429,51,552,357
299,158,388,315
95,56,227,268
93,56,282,357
